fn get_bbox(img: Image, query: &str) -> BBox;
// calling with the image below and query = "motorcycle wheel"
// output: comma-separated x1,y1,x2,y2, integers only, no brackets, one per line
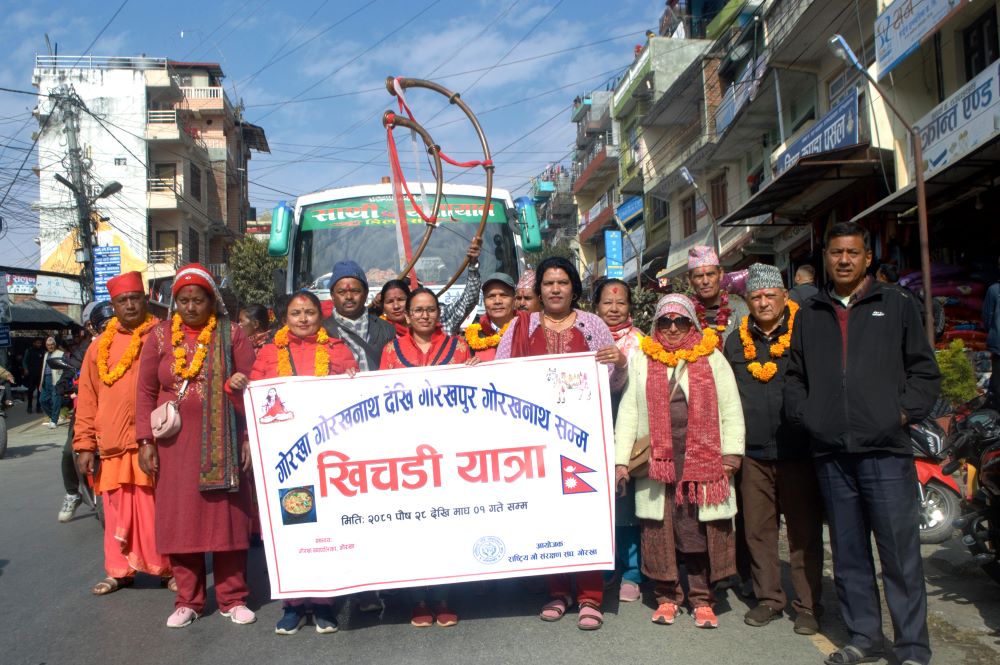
919,480,961,544
0,416,7,459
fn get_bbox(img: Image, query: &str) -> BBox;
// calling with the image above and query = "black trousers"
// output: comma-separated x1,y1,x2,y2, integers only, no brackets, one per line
815,453,930,665
61,420,78,495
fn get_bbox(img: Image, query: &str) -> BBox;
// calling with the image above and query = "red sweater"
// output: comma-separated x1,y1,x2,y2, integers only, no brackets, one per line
250,333,357,379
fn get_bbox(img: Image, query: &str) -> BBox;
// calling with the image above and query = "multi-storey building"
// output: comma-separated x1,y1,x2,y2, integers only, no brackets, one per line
32,55,269,294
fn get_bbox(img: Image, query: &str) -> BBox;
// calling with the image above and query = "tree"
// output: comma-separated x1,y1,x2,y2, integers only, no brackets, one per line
226,236,286,308
524,238,575,268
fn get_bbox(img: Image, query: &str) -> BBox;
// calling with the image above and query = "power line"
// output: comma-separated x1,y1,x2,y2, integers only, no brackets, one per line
71,1,130,67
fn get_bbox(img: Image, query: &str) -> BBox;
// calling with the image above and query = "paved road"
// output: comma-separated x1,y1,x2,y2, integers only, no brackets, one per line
1,403,998,665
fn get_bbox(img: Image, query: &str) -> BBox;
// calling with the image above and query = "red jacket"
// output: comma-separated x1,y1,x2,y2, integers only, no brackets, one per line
250,333,357,380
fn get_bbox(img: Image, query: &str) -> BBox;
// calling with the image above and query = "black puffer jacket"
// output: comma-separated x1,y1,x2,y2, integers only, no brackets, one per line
783,280,940,457
724,308,807,460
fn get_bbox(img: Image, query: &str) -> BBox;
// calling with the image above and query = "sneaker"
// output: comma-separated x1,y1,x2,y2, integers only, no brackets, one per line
313,604,339,634
410,601,434,627
45,421,57,429
651,601,679,625
357,590,383,613
56,417,70,426
274,606,307,635
58,494,82,522
693,606,719,629
166,607,199,628
433,602,458,627
619,580,641,602
221,605,256,625
744,604,781,627
793,610,819,635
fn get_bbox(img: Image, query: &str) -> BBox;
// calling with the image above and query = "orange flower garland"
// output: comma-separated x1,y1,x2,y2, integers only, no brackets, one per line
273,326,331,377
465,320,511,351
640,327,718,367
171,313,217,380
739,299,799,383
97,314,157,386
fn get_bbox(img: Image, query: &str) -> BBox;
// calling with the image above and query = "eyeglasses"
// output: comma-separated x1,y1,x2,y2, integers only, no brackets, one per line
409,307,438,317
656,316,693,332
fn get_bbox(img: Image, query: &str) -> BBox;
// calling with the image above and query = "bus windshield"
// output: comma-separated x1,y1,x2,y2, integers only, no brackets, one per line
291,193,519,302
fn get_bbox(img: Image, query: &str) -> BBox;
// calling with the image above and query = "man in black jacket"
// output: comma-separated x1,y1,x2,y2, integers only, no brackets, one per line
724,263,823,636
321,260,396,372
784,222,940,665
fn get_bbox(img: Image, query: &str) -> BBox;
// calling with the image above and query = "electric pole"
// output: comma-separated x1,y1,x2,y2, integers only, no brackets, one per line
54,85,96,303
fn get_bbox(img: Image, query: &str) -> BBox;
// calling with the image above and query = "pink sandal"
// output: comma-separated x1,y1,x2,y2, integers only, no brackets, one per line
539,596,570,622
577,603,603,631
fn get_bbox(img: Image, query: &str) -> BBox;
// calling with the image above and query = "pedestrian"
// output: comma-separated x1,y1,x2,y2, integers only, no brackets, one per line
984,257,1000,404
465,272,517,362
375,279,411,337
321,260,397,371
784,222,941,665
250,290,357,635
514,269,541,313
496,256,625,630
39,336,67,428
722,263,823,635
592,277,645,603
788,265,819,305
615,294,745,629
22,338,45,413
73,273,172,594
238,304,271,353
134,263,257,629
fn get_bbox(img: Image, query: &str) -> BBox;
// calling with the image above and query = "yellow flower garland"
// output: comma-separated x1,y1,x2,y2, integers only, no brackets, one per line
739,299,799,383
640,328,718,367
273,326,331,376
465,320,511,351
172,313,217,380
97,314,157,386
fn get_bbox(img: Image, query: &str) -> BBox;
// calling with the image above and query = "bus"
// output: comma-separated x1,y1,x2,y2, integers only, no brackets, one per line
267,183,542,320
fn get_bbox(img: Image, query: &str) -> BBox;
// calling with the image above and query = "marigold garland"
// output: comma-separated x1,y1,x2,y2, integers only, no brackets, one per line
274,326,331,376
172,313,217,380
97,314,156,386
640,328,718,367
465,320,511,351
739,299,799,383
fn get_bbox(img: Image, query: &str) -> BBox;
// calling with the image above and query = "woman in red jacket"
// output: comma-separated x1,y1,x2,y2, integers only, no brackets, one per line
248,290,357,635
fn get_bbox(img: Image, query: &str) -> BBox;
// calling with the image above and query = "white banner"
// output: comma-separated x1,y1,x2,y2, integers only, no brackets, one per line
245,353,616,599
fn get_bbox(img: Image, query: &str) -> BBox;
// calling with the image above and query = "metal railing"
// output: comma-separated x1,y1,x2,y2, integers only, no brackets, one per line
148,248,179,266
35,55,168,70
147,110,177,124
148,178,177,192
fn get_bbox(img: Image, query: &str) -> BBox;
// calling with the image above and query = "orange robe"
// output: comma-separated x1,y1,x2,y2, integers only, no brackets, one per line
74,319,170,578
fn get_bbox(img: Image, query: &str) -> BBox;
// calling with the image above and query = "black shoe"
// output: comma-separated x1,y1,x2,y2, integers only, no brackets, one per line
794,610,819,635
744,604,781,627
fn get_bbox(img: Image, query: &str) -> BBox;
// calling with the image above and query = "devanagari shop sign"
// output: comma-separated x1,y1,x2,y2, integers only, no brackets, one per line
245,352,615,599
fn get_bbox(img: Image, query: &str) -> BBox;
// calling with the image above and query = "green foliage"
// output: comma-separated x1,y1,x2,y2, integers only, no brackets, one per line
935,339,979,408
631,284,659,333
226,236,286,308
524,239,575,268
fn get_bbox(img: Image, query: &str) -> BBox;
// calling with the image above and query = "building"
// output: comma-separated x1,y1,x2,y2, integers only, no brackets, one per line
31,55,269,295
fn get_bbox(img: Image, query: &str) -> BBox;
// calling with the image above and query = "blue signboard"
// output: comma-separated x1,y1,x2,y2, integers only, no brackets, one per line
875,0,967,80
604,230,624,278
93,245,122,301
615,197,643,225
0,324,10,347
774,92,859,174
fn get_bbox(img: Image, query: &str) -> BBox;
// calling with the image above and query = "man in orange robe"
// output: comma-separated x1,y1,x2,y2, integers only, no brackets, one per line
74,271,172,594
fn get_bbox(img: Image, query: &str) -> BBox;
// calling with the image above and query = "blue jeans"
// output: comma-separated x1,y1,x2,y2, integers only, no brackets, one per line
39,375,60,424
815,453,930,665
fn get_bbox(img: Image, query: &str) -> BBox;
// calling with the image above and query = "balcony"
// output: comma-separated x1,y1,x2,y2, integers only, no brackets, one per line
147,178,180,209
573,133,619,196
578,202,614,244
146,110,184,141
148,248,180,268
178,86,234,115
571,97,591,122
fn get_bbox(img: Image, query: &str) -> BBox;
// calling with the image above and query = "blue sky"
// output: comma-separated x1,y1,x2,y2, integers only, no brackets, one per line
0,0,661,268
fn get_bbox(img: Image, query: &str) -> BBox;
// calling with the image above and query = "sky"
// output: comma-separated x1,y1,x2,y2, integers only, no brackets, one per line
0,0,662,269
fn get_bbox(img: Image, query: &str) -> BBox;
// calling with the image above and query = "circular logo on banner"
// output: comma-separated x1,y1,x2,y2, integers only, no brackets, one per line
473,536,506,564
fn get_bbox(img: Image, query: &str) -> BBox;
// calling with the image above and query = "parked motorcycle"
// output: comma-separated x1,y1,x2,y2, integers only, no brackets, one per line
946,407,1000,583
0,381,11,458
910,418,963,544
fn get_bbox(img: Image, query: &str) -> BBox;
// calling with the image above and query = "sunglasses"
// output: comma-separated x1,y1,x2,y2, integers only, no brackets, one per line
656,316,693,332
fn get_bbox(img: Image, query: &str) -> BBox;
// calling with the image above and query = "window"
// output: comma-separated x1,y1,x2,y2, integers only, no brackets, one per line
114,157,127,166
189,163,202,201
174,73,193,87
964,6,999,81
153,163,176,190
187,228,201,264
709,174,728,218
651,196,669,225
681,195,696,237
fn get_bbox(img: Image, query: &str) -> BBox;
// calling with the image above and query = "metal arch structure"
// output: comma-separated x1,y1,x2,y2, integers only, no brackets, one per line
383,76,495,296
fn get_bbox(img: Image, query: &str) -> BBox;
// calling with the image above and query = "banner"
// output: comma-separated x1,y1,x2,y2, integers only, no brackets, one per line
245,353,616,599
875,0,968,80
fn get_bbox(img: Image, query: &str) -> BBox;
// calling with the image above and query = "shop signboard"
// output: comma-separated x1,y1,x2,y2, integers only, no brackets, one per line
93,245,122,301
875,0,968,80
4,273,36,295
910,61,1000,179
604,230,624,278
615,197,643,226
0,325,10,347
774,93,858,175
35,275,83,305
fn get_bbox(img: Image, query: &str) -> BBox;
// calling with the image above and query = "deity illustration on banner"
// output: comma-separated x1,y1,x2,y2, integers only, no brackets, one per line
260,387,295,424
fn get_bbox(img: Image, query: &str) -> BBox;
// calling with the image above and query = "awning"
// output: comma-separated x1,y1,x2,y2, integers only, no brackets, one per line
9,298,79,330
239,121,270,153
719,144,890,226
851,132,1000,221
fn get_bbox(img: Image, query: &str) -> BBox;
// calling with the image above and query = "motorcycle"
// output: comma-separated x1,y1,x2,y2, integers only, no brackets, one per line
0,381,12,459
945,406,1000,583
910,418,963,544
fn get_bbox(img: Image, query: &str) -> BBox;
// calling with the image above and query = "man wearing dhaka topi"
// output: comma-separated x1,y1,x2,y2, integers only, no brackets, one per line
687,245,749,346
74,271,173,595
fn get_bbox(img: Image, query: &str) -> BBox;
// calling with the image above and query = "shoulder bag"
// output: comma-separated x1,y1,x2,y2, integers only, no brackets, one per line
150,379,189,439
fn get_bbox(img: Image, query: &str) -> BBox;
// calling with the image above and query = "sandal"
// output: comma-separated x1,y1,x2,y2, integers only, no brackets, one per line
161,576,178,593
577,603,603,631
824,645,881,665
539,596,570,622
91,576,134,595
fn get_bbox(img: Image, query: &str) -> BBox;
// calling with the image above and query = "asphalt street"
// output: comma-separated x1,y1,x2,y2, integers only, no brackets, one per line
1,403,998,665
